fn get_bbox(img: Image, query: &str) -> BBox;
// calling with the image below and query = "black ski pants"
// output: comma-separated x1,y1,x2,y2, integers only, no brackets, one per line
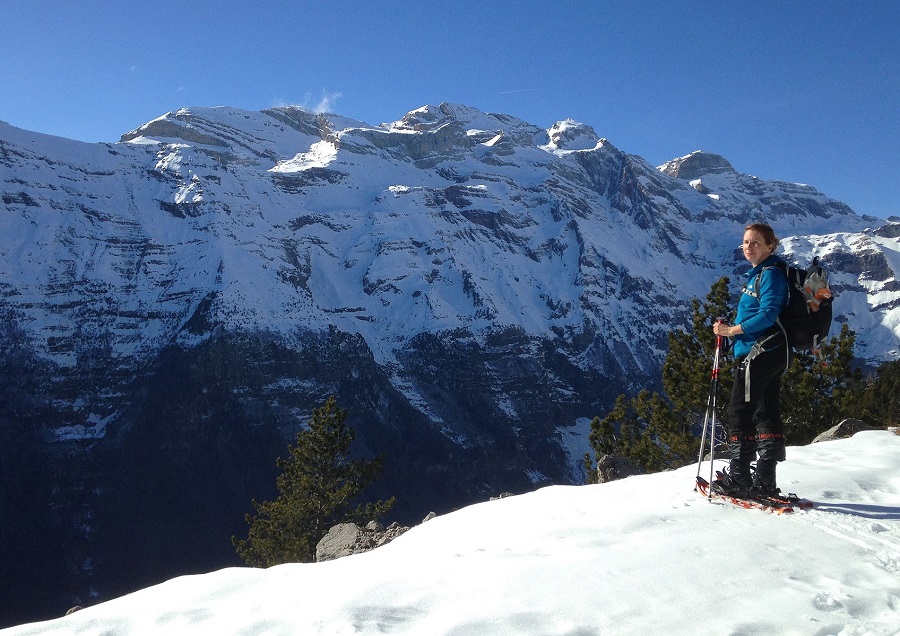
726,345,790,480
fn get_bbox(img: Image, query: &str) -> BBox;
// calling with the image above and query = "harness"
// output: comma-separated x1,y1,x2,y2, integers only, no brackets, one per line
739,266,790,402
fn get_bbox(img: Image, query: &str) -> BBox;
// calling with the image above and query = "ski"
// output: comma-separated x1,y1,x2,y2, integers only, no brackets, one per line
696,476,794,514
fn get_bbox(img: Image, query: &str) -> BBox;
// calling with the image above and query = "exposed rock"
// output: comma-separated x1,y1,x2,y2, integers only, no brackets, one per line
315,521,411,563
315,523,363,562
596,454,642,483
120,116,228,147
658,150,736,180
812,419,874,443
546,119,600,150
689,178,711,194
874,221,900,239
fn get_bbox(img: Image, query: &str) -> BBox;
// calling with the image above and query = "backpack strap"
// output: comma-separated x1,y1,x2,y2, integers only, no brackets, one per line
742,262,788,299
741,329,789,401
740,264,791,402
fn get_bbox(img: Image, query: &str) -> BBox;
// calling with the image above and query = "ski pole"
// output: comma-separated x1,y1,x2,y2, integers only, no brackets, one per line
695,319,724,493
706,321,724,492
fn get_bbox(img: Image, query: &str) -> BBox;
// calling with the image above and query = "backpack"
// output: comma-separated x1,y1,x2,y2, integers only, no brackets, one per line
758,257,834,353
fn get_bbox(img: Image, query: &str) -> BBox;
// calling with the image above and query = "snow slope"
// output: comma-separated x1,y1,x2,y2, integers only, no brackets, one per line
5,431,899,636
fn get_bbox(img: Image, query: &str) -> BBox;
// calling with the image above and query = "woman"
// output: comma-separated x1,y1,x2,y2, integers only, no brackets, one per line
712,223,790,498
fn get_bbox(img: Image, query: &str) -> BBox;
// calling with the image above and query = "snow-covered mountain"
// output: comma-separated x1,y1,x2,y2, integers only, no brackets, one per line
1,102,898,624
3,431,899,635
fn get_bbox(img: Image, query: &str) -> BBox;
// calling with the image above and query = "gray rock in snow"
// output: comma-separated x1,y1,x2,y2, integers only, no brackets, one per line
812,418,874,443
315,521,411,563
596,454,642,483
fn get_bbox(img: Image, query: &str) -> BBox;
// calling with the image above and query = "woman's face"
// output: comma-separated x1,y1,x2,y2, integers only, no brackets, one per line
742,229,774,267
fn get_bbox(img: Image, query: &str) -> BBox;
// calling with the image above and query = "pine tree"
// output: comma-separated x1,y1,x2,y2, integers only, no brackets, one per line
232,396,394,567
662,276,735,423
781,324,863,444
858,359,900,428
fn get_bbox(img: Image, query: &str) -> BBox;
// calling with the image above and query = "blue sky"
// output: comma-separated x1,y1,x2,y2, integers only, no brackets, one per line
1,0,897,218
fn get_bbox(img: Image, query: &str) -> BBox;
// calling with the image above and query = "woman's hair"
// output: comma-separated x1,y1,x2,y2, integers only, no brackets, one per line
745,223,779,248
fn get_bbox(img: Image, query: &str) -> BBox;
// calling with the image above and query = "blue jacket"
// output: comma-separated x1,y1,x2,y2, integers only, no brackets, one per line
732,254,790,359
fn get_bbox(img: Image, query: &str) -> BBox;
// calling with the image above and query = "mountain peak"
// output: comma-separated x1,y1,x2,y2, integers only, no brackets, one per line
388,103,542,143
390,104,452,131
657,150,736,179
545,119,602,151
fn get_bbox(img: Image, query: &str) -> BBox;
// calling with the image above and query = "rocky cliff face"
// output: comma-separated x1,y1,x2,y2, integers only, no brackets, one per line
1,103,897,625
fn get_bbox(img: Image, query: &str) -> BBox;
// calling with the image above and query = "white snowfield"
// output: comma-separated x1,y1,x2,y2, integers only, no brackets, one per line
5,431,899,636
